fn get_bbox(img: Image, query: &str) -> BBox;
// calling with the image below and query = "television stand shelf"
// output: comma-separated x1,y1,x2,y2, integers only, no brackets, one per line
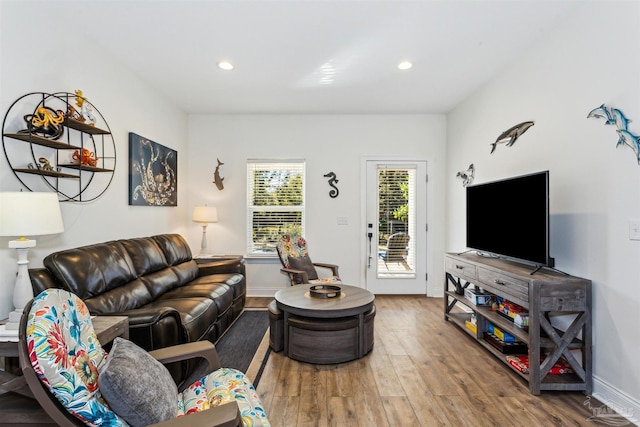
444,252,592,395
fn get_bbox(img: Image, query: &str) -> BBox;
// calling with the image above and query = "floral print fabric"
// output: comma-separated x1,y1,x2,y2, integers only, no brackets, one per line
276,234,309,268
276,234,341,284
179,367,270,426
27,289,126,426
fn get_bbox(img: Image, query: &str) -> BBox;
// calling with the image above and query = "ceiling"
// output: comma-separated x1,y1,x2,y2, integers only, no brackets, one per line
39,0,582,115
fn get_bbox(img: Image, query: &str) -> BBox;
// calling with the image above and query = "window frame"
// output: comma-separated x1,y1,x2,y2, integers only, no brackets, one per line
246,159,306,256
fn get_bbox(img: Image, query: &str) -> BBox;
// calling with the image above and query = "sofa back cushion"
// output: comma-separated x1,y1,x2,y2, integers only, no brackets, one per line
120,236,184,298
151,234,199,286
152,234,193,266
120,237,169,276
43,241,153,312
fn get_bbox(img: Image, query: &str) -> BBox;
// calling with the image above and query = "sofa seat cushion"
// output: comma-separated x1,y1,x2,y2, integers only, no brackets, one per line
195,274,246,301
160,283,230,301
158,284,234,325
143,298,217,342
83,279,153,314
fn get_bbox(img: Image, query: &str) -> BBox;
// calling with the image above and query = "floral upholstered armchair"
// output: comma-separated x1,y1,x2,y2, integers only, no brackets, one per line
19,288,269,427
275,234,341,286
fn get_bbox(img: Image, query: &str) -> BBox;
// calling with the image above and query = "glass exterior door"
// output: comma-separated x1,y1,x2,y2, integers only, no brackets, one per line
365,161,427,294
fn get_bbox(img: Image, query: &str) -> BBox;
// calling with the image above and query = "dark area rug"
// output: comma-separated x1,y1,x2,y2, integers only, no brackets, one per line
216,310,269,373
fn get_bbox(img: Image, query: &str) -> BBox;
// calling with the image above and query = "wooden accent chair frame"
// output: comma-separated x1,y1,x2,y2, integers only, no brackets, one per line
18,289,269,427
275,234,340,286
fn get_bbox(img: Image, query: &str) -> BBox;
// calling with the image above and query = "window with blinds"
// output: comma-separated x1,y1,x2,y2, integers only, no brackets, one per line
247,160,305,254
377,166,416,275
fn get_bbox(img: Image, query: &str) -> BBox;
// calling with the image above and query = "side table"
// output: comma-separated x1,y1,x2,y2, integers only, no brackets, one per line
0,315,129,425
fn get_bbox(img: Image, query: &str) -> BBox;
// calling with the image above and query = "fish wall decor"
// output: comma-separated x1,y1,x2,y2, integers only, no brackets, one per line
490,121,535,153
213,158,225,190
456,164,475,187
588,104,640,164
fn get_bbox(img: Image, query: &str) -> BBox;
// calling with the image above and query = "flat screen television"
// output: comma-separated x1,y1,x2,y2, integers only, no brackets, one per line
466,171,551,267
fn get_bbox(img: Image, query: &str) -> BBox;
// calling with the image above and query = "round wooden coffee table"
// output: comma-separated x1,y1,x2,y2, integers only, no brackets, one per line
275,283,375,364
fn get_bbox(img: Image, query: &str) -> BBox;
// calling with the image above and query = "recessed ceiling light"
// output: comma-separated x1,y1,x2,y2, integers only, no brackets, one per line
397,61,413,70
218,61,234,71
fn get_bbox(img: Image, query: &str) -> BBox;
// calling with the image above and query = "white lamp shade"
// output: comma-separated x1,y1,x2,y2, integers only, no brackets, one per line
0,192,64,237
193,206,218,223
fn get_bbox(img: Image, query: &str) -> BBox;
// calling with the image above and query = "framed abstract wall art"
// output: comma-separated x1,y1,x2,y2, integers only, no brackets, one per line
128,132,178,206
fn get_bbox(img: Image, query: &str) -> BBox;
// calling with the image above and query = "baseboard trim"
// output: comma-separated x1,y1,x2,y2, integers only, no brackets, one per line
591,375,639,425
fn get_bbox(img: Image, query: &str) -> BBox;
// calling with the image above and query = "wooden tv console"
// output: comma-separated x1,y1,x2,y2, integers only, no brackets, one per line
444,252,592,395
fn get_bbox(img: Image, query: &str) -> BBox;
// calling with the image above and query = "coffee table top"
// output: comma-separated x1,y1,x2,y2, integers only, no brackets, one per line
275,283,374,318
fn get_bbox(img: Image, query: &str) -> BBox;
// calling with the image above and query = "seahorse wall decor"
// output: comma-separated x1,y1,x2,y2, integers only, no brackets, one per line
323,172,339,198
588,104,640,165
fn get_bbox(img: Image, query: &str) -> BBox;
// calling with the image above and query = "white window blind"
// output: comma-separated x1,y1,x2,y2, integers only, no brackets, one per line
247,160,305,254
378,166,417,273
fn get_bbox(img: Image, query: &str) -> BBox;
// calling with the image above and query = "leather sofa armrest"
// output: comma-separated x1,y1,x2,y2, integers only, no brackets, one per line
312,262,339,277
197,258,246,277
29,268,59,295
149,401,241,427
109,307,187,351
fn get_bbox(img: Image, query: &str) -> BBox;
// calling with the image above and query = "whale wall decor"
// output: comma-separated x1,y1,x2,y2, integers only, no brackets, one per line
588,104,640,165
490,121,535,154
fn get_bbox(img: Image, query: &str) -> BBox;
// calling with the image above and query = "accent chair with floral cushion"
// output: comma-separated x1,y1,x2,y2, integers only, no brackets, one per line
275,234,341,286
20,288,269,427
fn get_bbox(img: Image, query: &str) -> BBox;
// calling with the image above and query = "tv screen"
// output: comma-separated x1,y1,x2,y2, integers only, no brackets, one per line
466,171,550,266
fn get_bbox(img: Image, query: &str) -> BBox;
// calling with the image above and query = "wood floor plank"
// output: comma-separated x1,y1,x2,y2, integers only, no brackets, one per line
436,395,493,426
390,355,452,426
497,396,547,426
277,354,303,397
327,396,358,427
248,295,629,426
381,396,419,427
350,365,391,427
267,396,300,427
326,363,354,397
367,348,406,397
297,369,328,427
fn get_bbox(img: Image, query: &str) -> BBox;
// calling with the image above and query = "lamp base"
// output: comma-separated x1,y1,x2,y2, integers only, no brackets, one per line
3,310,23,331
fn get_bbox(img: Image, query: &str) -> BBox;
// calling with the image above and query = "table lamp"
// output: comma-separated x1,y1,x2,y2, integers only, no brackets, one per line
0,192,64,333
192,205,218,258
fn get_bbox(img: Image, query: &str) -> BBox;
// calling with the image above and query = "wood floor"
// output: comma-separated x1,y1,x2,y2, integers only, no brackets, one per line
246,295,629,427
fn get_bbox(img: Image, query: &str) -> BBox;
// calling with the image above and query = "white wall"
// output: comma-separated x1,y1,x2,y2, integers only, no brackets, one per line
186,115,446,296
446,1,640,417
0,2,189,318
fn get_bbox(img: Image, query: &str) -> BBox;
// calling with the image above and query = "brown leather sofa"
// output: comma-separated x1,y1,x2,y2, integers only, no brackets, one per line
29,233,245,387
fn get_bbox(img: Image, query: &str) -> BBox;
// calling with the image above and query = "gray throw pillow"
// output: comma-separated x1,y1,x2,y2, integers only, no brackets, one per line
288,255,318,283
98,337,177,427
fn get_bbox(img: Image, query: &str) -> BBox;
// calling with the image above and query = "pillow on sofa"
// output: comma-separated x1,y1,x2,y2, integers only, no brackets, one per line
287,255,318,283
99,337,177,427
